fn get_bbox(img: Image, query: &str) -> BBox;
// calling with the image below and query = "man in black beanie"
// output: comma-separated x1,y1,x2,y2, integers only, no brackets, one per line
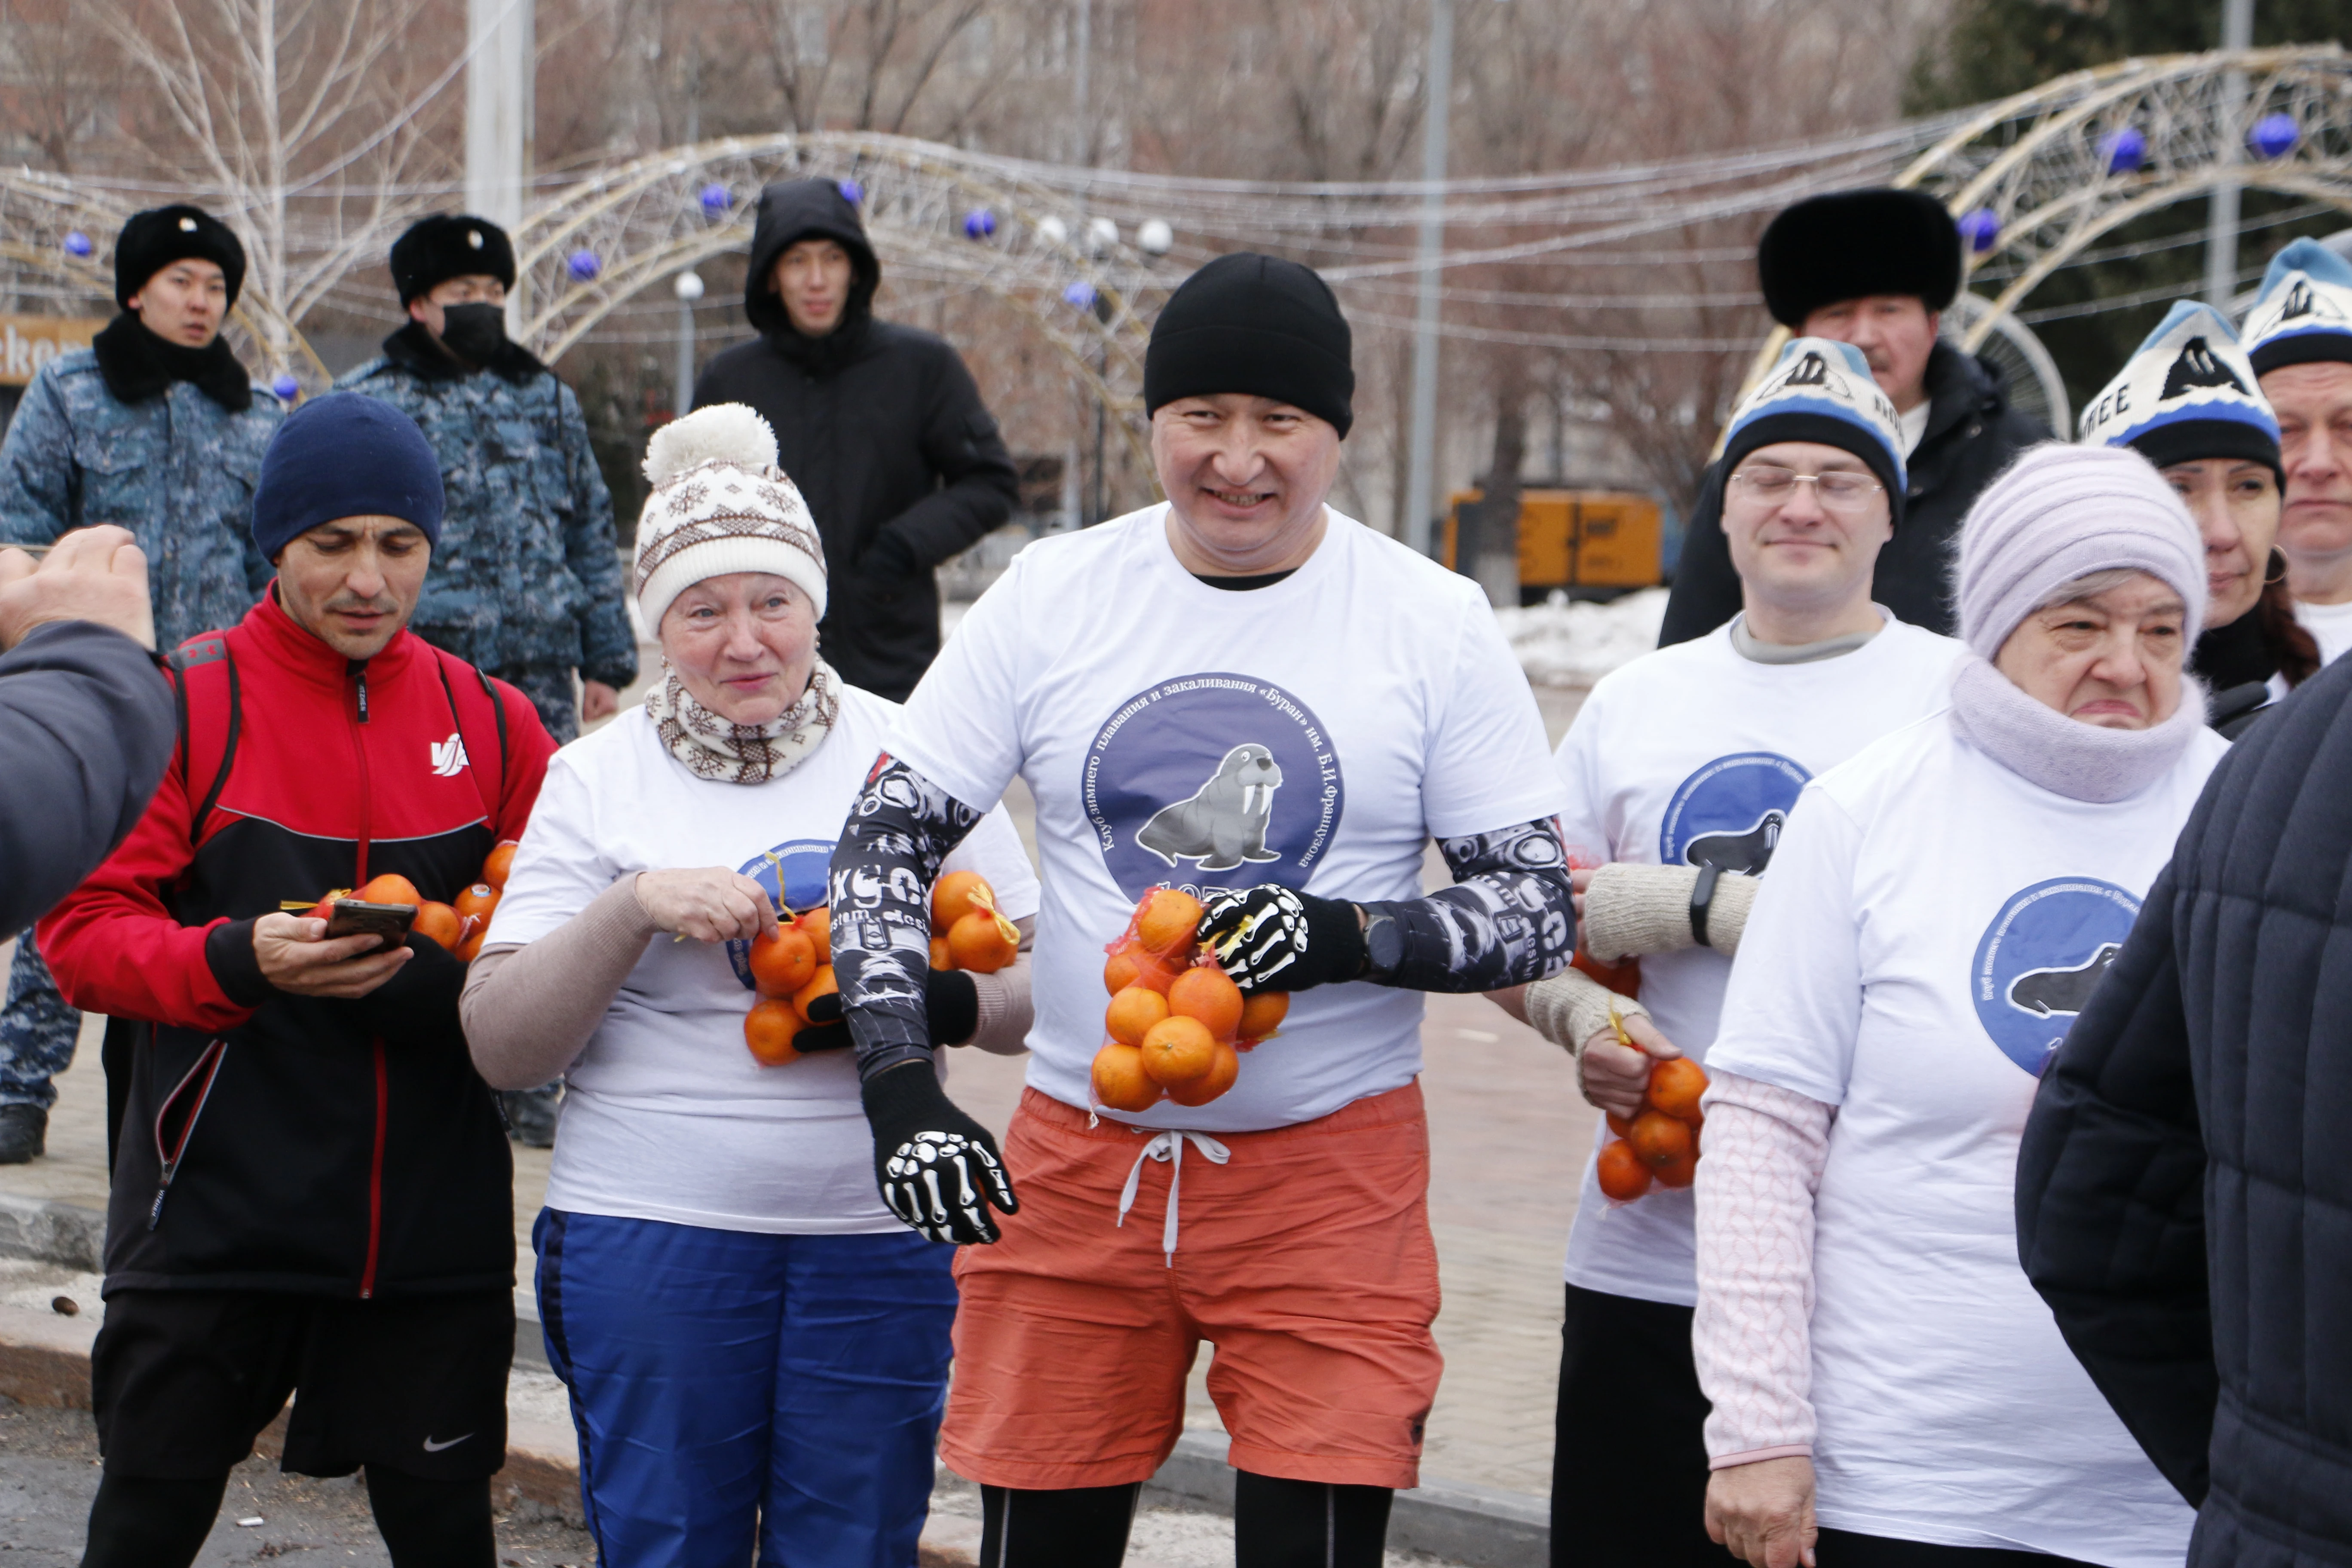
0,203,282,1166
826,250,1575,1568
692,176,1017,700
1659,187,2047,644
339,212,636,1145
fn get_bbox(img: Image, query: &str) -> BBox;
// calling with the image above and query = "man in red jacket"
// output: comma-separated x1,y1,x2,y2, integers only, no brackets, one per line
39,392,555,1568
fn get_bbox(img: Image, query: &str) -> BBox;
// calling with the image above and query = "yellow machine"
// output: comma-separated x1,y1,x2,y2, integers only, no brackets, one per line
1441,488,1663,597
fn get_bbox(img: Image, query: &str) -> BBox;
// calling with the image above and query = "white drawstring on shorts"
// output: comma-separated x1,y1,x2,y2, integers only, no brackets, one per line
1115,1130,1231,1265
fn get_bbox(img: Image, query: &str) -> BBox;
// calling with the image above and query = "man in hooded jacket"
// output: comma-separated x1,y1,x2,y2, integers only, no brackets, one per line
692,177,1019,701
1660,189,2047,644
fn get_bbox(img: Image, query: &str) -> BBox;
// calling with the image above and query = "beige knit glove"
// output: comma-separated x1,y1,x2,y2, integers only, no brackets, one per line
1522,965,1648,1060
1581,862,1759,962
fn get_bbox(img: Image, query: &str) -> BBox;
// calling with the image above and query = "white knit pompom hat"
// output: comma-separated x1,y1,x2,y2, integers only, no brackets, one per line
634,404,826,632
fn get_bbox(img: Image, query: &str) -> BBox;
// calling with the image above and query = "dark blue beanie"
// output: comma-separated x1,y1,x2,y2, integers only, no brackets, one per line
252,392,444,560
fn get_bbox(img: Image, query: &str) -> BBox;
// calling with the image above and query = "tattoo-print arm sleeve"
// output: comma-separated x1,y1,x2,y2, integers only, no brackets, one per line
1359,817,1577,993
829,755,984,1081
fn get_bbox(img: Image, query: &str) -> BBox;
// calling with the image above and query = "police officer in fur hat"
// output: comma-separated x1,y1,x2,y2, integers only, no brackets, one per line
0,204,284,1167
1660,188,2048,645
339,213,637,1146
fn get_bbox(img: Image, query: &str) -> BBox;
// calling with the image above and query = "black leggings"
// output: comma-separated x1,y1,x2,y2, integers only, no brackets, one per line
80,1465,493,1568
978,1472,1394,1568
1816,1529,2103,1566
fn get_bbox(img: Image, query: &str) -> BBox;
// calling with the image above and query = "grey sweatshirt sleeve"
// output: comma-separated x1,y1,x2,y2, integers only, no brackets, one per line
0,621,176,932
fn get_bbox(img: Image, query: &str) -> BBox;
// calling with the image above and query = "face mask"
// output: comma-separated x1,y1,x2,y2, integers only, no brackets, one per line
438,301,508,364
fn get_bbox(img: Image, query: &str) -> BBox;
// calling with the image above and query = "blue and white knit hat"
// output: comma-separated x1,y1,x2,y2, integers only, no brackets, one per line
2078,300,2279,478
1721,337,1907,524
2241,238,2352,375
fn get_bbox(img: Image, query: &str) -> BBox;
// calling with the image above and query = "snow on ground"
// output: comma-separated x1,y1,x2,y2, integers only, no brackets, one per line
1495,588,1668,688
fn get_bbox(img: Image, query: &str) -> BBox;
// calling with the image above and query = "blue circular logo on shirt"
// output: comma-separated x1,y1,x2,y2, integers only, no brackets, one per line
1657,752,1811,874
724,837,833,991
1082,672,1344,902
1970,876,2140,1075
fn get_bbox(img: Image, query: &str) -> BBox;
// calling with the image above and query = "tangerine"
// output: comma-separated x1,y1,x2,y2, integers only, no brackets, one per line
947,910,1018,973
481,841,520,891
412,901,462,952
1105,940,1177,996
1236,990,1289,1041
1105,985,1170,1047
1627,1110,1694,1170
930,937,955,971
1135,888,1205,957
1139,1015,1218,1086
745,998,803,1066
455,922,486,963
749,927,817,997
1645,1057,1709,1124
1605,1109,1635,1141
793,905,831,962
453,883,500,925
1164,1041,1240,1106
932,870,995,935
1572,949,1642,998
793,965,838,1025
1596,1139,1654,1201
1652,1147,1698,1189
1091,1044,1163,1112
356,873,421,907
1167,966,1244,1041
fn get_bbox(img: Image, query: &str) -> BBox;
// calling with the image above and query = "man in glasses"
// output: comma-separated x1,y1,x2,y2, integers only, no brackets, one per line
1662,188,2046,644
1490,336,1965,1568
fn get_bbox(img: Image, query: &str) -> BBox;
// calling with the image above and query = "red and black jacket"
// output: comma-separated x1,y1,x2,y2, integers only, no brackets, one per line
39,589,554,1298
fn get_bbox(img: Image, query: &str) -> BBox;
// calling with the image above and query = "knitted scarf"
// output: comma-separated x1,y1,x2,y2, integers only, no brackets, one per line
1947,654,2208,805
646,659,839,784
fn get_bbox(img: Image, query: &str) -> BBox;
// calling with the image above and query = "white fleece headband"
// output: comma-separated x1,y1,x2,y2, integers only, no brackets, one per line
634,404,827,634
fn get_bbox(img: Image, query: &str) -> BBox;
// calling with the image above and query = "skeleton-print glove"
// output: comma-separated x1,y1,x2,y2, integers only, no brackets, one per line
1196,885,1366,994
862,1061,1018,1244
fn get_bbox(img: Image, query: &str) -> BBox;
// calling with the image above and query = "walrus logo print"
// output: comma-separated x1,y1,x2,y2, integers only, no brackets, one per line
1970,877,2141,1074
722,837,833,990
1658,752,1811,877
1084,674,1343,901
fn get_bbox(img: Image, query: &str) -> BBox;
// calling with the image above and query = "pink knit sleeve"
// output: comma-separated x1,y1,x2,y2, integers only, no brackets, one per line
1693,1069,1836,1468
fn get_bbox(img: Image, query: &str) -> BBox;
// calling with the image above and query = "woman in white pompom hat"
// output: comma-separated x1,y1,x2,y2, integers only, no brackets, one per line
458,404,1040,1564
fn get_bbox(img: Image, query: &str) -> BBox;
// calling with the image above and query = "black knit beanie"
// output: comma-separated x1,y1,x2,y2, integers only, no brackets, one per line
1144,253,1354,437
252,393,444,560
114,206,246,310
390,214,517,304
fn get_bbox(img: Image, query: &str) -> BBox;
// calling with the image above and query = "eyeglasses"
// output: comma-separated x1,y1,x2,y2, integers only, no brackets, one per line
1729,466,1886,513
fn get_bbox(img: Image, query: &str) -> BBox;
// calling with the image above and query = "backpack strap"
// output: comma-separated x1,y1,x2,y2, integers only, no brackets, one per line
165,637,241,846
430,651,512,830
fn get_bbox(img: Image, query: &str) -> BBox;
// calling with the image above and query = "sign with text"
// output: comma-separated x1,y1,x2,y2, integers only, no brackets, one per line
0,316,103,386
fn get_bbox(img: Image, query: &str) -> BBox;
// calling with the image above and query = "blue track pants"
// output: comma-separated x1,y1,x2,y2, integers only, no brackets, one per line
533,1208,956,1568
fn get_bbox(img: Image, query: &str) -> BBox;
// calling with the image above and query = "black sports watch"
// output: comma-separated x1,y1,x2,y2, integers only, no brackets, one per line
1689,863,1724,949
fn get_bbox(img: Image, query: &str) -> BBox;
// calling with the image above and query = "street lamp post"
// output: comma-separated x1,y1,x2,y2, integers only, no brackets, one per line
672,270,704,419
1403,0,1453,556
2205,0,2256,308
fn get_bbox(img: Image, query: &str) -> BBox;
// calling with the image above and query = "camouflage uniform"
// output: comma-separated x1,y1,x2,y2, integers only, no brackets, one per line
337,342,637,743
0,347,282,1109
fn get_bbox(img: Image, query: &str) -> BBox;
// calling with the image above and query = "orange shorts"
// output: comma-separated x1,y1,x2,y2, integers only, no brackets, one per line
941,1082,1442,1492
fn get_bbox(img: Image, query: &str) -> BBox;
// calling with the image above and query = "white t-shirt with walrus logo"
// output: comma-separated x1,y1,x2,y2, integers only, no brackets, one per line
887,503,1566,1133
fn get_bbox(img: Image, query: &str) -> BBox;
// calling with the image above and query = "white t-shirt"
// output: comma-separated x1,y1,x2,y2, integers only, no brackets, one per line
1897,399,1932,457
2295,596,2352,666
1553,614,1964,1306
488,688,1040,1234
886,503,1567,1133
1708,714,2222,1565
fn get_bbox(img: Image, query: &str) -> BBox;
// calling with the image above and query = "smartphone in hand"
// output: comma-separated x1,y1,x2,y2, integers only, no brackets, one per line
325,899,416,950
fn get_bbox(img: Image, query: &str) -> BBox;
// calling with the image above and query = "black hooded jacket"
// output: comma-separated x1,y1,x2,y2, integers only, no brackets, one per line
2016,653,2352,1565
1659,341,2048,643
692,178,1019,701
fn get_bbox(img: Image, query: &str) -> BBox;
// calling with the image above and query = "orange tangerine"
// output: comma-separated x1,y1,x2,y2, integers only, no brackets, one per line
1652,1146,1698,1189
1135,888,1204,957
948,910,1018,973
1167,966,1244,1041
356,873,421,907
1596,1139,1653,1200
749,927,817,997
1571,948,1642,998
1605,1109,1635,1141
1105,985,1170,1047
930,937,955,970
412,901,462,952
1645,1057,1709,1124
1139,1015,1218,1086
793,965,838,1026
481,840,520,891
1105,940,1177,996
1091,1044,1163,1112
1164,1041,1240,1106
932,870,996,935
792,905,831,962
1236,990,1289,1041
745,998,803,1066
1627,1110,1694,1170
453,882,500,925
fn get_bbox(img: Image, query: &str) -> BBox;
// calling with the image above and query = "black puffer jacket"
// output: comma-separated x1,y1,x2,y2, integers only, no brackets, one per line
1660,341,2047,643
693,178,1019,700
2016,653,2352,1565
